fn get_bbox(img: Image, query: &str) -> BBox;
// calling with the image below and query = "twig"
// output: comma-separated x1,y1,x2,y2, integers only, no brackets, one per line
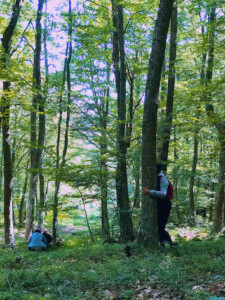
12,150,29,178
124,10,155,34
77,187,95,244
23,35,35,51
85,0,109,11
133,93,145,114
10,19,33,57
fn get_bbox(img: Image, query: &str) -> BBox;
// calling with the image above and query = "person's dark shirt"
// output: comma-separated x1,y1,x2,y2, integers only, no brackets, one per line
43,232,52,244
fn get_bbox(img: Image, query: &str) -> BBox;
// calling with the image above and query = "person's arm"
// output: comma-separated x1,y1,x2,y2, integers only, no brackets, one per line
142,176,169,198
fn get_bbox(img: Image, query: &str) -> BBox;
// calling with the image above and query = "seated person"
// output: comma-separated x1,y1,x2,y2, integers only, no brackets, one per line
27,228,48,251
42,230,53,247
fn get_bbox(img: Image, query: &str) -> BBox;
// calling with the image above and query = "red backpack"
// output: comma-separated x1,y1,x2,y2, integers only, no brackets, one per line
160,175,174,199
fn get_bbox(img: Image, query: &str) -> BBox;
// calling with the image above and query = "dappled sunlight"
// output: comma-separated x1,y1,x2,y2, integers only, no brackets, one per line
175,226,210,240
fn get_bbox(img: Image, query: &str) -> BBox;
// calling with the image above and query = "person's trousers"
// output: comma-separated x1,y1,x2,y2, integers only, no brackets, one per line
157,199,172,244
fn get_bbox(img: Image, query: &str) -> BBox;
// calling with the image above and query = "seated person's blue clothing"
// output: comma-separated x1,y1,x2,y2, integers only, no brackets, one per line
27,232,48,250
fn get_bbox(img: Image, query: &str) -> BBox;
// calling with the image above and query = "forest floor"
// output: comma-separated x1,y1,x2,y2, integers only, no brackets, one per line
0,222,225,299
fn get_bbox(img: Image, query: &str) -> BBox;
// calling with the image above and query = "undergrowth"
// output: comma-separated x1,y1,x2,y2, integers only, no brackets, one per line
0,230,225,299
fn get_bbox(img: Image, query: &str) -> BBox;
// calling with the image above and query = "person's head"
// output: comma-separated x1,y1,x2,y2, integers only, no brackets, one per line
34,228,41,233
36,226,44,233
156,163,163,174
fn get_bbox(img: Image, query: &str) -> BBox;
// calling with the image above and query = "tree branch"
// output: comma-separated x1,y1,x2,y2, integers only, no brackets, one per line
10,19,33,58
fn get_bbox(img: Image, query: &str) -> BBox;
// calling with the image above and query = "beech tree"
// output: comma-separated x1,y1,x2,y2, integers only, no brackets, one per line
138,0,174,245
160,4,177,168
111,0,135,241
205,3,225,232
0,0,224,246
1,0,23,245
25,0,44,240
52,0,73,243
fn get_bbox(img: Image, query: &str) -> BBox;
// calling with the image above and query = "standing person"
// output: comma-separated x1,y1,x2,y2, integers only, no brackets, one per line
27,228,48,251
142,163,177,247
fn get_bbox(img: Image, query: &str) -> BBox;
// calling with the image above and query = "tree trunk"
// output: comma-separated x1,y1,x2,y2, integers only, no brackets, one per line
188,12,209,225
133,148,141,209
53,0,72,242
126,72,134,149
0,151,3,224
25,0,44,240
209,180,215,222
160,4,177,168
2,82,14,245
37,87,46,227
206,5,216,84
173,123,181,224
111,0,135,241
19,162,29,224
213,124,225,232
37,1,48,226
204,5,224,232
160,62,167,106
138,0,174,245
52,50,67,242
99,55,110,240
189,128,198,225
1,0,23,245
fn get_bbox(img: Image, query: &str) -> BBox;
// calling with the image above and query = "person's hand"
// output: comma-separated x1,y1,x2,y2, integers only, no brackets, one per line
142,187,150,195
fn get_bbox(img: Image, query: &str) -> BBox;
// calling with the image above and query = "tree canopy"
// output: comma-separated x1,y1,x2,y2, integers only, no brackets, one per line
0,0,224,246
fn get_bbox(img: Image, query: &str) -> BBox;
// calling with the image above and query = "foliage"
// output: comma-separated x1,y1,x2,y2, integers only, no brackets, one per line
0,0,225,250
0,227,225,299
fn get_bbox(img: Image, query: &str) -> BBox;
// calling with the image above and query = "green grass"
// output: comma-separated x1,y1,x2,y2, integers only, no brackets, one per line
0,230,225,299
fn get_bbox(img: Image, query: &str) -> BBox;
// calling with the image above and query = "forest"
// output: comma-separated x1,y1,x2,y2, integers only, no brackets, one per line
0,0,225,299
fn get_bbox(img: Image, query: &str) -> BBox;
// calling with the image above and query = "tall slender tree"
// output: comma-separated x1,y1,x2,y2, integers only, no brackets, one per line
25,0,44,240
19,161,29,224
205,3,225,232
160,4,177,168
1,0,23,245
52,0,73,242
37,0,49,227
99,54,111,240
138,0,174,245
111,0,135,242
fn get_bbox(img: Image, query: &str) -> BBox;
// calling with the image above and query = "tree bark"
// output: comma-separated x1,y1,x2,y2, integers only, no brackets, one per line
173,123,181,224
52,0,72,242
133,148,141,209
204,4,224,232
188,12,208,225
206,5,216,83
126,70,134,149
213,124,225,232
1,0,23,245
25,0,44,240
138,0,174,245
99,54,110,240
160,4,177,168
111,0,135,242
0,151,3,224
37,0,49,228
52,45,67,242
19,162,29,224
189,127,198,225
2,82,14,245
